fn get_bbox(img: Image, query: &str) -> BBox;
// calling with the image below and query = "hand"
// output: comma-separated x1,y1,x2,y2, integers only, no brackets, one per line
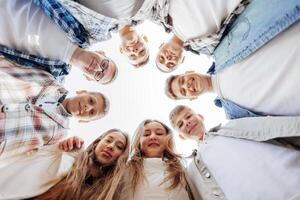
58,136,84,152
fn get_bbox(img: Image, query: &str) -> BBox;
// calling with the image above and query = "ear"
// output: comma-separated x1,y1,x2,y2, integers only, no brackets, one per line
159,43,165,49
189,96,198,101
185,70,195,74
95,50,106,56
142,35,148,43
76,90,87,95
79,119,90,123
179,132,186,140
198,114,204,120
180,55,185,64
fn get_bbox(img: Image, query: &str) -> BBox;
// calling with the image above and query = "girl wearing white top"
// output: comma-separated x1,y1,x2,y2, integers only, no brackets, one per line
121,120,193,200
31,129,130,200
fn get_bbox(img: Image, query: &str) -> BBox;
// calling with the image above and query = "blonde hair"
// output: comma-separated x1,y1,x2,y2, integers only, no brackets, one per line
128,119,186,193
36,129,130,200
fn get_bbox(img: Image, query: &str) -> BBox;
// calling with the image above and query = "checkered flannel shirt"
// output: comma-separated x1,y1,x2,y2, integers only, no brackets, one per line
0,57,71,160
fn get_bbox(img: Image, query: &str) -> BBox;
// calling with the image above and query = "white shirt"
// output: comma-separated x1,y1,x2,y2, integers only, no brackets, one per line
169,0,241,41
134,158,189,200
201,135,300,200
77,0,144,19
0,0,76,63
212,21,300,116
0,145,76,200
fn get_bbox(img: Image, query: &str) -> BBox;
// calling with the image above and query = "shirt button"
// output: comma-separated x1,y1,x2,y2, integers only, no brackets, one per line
39,104,42,107
197,159,200,164
213,190,220,196
205,172,211,178
24,104,31,111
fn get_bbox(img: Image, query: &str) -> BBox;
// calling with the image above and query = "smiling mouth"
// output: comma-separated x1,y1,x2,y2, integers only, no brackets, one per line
188,122,197,135
148,143,160,148
78,102,81,115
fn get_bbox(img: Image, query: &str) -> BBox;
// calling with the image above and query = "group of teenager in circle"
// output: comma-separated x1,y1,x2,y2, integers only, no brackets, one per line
1,0,300,200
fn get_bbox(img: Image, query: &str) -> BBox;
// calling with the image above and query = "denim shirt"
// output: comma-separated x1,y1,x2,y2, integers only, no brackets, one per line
210,0,300,119
209,0,300,74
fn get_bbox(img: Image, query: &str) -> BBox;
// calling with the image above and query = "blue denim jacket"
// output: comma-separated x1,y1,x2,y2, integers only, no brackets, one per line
210,0,300,119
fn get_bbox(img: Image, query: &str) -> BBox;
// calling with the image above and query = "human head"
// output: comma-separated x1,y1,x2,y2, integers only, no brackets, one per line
156,36,185,72
62,90,109,123
169,105,205,140
38,129,129,200
134,120,172,158
128,120,185,191
71,48,118,84
119,26,149,68
165,71,212,100
87,129,130,167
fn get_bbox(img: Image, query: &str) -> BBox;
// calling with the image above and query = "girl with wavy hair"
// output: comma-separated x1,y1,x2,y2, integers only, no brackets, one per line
0,129,129,200
34,128,130,200
121,119,193,200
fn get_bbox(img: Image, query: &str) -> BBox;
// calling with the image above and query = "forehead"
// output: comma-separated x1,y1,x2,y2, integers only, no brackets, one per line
172,108,193,123
104,132,126,144
170,76,184,97
91,93,105,115
144,121,165,130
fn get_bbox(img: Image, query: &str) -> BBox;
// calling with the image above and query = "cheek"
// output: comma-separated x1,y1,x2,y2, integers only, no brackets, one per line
139,138,148,153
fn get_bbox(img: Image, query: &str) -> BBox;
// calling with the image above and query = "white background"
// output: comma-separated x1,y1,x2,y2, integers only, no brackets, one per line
65,21,227,156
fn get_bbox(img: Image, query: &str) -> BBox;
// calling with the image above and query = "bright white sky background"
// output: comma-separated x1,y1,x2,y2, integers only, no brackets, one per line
65,21,227,156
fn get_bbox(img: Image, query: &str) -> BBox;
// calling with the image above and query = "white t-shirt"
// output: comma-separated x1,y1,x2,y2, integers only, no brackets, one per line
169,0,241,41
201,135,300,200
0,145,76,200
212,21,300,116
134,158,189,200
0,0,76,63
77,0,144,19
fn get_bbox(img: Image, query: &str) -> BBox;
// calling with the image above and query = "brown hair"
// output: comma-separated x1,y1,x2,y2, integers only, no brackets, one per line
165,75,179,100
36,129,130,200
128,119,186,193
169,105,190,128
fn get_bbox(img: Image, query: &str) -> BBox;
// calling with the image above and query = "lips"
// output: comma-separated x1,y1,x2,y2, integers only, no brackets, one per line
148,142,160,148
101,149,112,158
188,122,197,135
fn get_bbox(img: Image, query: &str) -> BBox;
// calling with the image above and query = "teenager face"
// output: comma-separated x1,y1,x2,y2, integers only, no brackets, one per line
83,55,117,84
62,91,106,122
169,72,208,99
156,42,184,72
95,132,127,165
139,122,169,158
120,33,149,67
171,107,205,140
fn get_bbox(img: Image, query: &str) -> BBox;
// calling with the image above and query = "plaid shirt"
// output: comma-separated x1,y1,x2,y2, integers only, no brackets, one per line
0,57,71,160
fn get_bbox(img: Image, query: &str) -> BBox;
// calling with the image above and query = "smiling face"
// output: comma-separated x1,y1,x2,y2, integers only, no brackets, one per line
139,121,169,158
62,91,107,122
168,72,211,99
156,42,184,72
170,106,205,140
120,32,149,68
94,131,127,165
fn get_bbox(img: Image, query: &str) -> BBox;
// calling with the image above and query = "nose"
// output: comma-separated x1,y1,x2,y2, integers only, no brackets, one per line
84,104,92,112
107,143,114,151
149,133,158,140
166,55,172,60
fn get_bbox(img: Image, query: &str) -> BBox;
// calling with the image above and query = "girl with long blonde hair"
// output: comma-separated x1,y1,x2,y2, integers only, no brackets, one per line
122,119,193,200
35,129,130,200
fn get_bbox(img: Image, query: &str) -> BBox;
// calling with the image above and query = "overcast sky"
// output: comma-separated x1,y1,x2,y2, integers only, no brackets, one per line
65,21,227,156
